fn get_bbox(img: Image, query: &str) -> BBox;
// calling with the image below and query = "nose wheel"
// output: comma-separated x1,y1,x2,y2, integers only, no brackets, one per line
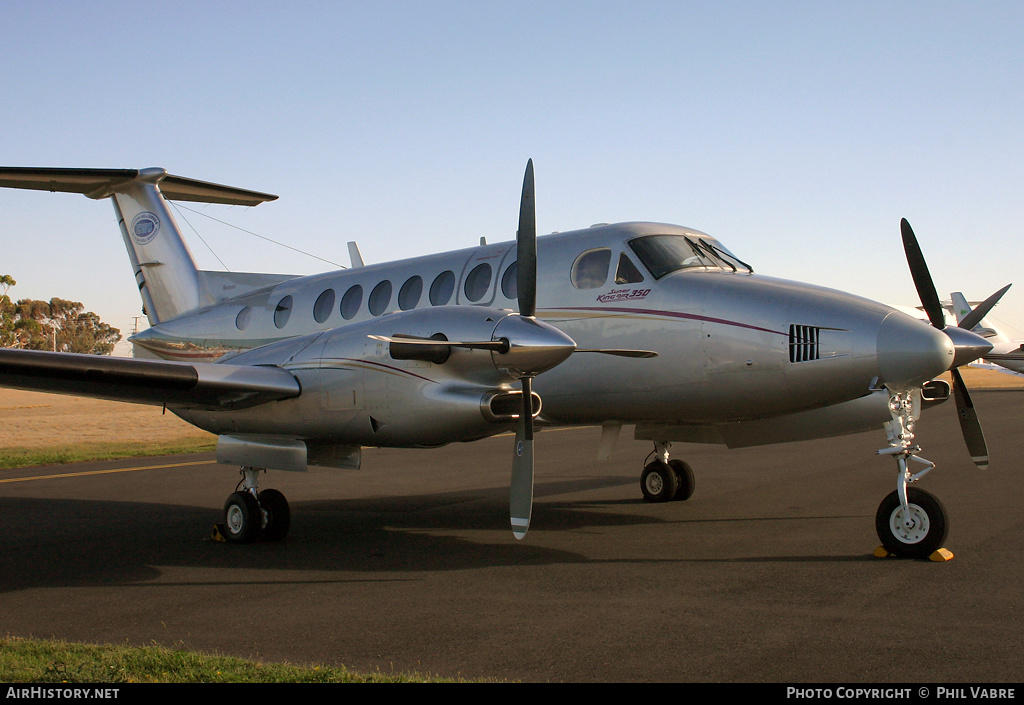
219,467,291,543
875,487,948,559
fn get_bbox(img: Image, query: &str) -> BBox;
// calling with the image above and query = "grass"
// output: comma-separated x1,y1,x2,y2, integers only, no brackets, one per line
0,637,464,683
0,438,217,470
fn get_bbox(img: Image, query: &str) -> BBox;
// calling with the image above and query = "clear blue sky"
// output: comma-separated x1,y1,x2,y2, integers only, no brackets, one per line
3,1,1023,345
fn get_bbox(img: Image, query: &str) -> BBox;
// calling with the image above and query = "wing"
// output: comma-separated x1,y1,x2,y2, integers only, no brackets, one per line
0,348,299,410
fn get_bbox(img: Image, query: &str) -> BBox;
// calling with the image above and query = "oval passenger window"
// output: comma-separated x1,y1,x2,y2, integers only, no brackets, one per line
369,281,392,316
313,289,335,323
430,270,455,306
274,295,293,329
399,276,423,310
464,263,492,302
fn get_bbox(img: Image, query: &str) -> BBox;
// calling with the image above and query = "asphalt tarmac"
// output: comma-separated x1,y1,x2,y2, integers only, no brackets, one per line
1,390,1022,683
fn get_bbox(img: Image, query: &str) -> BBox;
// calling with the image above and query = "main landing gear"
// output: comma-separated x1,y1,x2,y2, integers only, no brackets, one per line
874,391,949,560
220,466,291,543
640,441,695,503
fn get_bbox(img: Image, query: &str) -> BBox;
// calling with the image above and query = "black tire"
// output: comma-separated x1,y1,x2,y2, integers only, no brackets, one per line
258,489,290,542
641,461,678,503
223,491,262,544
668,459,695,501
875,488,948,559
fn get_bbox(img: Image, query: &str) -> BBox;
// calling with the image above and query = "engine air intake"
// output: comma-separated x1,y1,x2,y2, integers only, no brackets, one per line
789,324,820,363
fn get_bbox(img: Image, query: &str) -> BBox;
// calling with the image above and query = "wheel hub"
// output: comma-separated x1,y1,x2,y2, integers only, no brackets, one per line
889,504,930,544
226,505,244,533
645,473,664,495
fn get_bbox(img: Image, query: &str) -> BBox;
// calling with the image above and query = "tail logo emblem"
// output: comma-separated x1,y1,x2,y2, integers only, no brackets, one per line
131,212,161,245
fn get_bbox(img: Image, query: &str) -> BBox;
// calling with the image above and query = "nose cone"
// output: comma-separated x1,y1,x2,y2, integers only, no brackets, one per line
944,325,993,368
877,312,954,389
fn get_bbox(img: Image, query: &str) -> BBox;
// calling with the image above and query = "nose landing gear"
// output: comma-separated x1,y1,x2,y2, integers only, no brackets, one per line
875,391,949,560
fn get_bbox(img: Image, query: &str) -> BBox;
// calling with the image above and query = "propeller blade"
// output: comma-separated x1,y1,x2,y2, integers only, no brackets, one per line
517,159,537,319
574,348,659,358
950,367,989,469
510,375,535,539
899,219,992,468
957,284,1011,333
901,218,946,329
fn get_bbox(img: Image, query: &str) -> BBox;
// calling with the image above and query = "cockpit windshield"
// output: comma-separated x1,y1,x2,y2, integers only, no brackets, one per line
628,234,752,279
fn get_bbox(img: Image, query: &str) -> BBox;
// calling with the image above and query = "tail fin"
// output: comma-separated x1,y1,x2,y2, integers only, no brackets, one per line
0,167,277,324
950,292,973,326
951,290,1007,342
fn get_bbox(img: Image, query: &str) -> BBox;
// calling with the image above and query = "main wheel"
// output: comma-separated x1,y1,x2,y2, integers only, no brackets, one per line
668,459,695,501
223,491,262,544
258,489,290,542
875,488,948,559
641,461,679,503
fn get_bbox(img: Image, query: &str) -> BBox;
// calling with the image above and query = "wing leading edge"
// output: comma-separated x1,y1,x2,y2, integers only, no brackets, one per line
0,349,300,410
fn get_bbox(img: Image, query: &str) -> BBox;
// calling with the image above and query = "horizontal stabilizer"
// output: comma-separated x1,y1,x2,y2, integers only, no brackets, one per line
0,167,278,206
0,349,300,410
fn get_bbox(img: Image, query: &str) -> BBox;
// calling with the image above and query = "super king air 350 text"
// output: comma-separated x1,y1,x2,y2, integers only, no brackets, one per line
0,162,1004,557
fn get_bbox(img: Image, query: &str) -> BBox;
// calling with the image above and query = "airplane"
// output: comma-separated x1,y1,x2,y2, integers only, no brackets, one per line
949,289,1024,374
0,163,1002,559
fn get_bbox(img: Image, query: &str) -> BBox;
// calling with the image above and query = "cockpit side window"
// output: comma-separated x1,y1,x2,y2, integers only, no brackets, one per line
614,253,644,284
571,248,611,290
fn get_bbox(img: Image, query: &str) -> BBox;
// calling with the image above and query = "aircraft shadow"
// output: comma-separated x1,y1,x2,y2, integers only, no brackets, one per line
0,473,878,594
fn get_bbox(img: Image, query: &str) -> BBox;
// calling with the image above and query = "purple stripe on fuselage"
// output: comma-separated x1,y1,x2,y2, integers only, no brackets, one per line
553,307,786,336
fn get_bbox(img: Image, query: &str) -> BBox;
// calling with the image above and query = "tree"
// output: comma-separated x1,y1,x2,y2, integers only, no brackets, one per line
0,274,14,346
0,275,121,354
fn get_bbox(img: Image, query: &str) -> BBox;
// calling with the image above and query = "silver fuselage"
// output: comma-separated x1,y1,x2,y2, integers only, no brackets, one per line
130,222,952,449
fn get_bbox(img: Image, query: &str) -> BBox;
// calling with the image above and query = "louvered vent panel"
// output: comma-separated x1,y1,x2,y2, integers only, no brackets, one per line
789,324,820,363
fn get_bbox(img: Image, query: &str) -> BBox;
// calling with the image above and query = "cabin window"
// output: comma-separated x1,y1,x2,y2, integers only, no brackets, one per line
464,263,492,302
235,306,252,330
398,276,423,311
571,248,611,289
615,253,645,284
274,295,293,329
369,280,392,316
340,284,363,320
501,262,518,299
313,289,335,323
430,270,455,306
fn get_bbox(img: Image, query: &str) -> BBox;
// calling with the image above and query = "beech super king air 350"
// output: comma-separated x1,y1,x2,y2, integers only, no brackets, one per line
0,163,1004,558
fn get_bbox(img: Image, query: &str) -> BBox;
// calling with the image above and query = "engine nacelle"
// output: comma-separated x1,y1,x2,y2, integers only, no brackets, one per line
176,306,555,457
